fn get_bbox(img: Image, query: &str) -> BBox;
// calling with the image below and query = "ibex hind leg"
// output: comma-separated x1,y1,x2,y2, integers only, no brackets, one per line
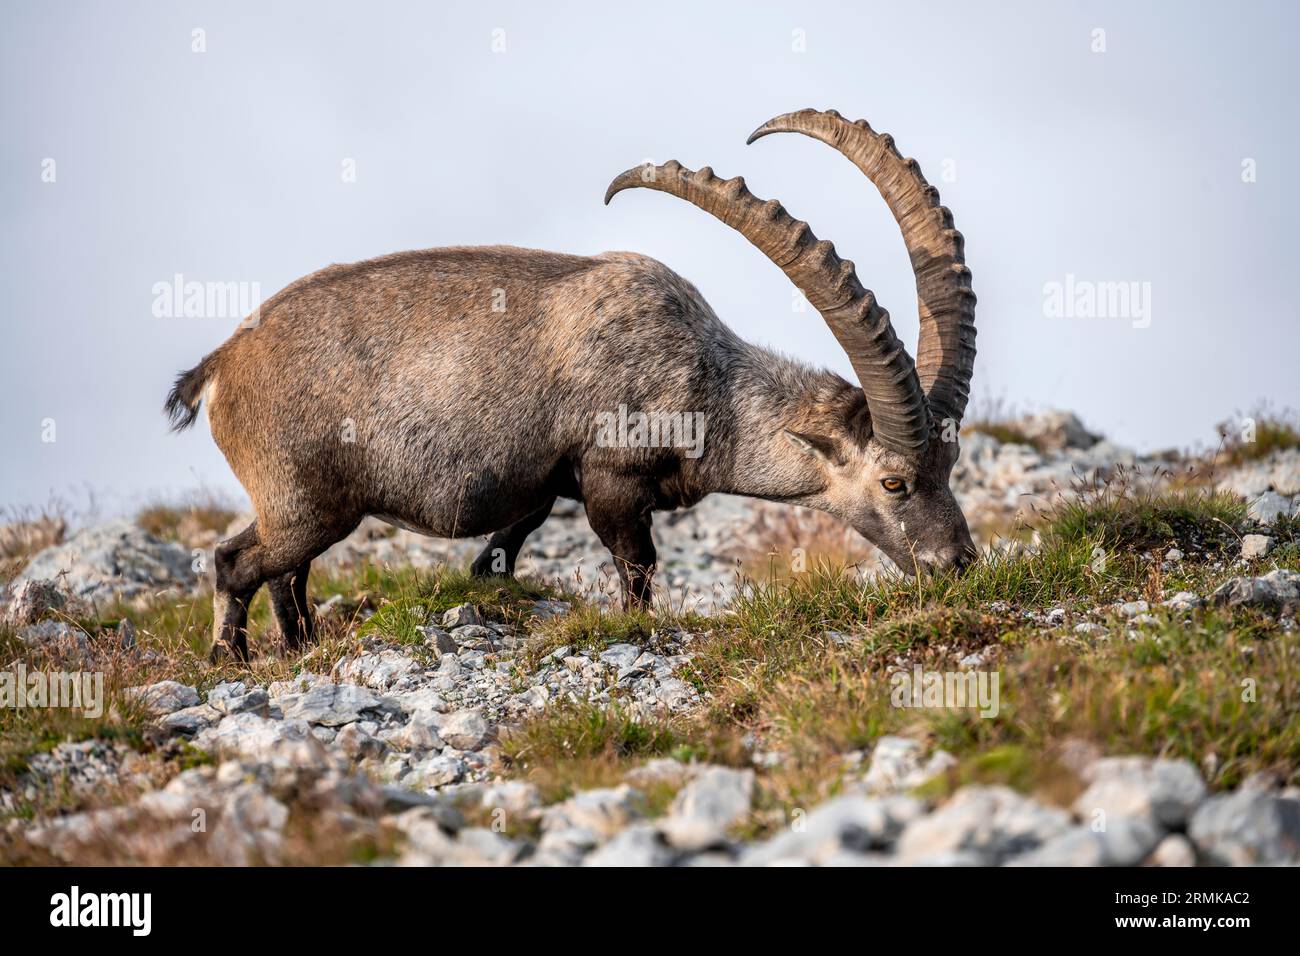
268,560,314,652
210,514,355,663
209,522,264,664
471,498,556,578
581,481,657,609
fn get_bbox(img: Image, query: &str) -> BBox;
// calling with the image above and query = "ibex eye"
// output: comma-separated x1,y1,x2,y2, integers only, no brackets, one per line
881,478,906,493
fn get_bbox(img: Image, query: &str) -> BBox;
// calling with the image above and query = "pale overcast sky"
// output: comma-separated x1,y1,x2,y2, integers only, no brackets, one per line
2,0,1296,514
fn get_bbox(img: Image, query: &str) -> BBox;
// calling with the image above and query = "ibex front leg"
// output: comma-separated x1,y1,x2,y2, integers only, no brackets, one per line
582,479,656,609
471,498,555,577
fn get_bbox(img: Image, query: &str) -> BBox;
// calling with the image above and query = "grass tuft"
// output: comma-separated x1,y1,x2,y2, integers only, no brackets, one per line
135,492,239,546
1217,405,1300,464
499,701,685,803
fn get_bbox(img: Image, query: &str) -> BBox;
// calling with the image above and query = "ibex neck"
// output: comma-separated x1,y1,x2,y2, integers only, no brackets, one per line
691,343,860,503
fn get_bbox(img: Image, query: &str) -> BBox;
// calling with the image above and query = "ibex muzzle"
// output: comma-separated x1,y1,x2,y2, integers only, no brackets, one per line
166,109,977,661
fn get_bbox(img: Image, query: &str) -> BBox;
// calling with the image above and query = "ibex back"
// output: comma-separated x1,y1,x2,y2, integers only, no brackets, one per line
167,109,978,662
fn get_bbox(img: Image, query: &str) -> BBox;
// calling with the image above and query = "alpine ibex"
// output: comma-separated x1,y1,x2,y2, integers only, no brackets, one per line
166,109,977,661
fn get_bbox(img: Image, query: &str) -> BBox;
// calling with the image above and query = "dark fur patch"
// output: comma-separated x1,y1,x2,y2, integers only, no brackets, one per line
164,356,213,431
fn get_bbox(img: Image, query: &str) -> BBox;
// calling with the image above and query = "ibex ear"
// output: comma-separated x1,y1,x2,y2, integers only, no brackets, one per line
784,429,841,463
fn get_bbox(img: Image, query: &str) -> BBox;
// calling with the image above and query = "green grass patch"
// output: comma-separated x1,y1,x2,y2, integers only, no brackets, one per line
1047,484,1245,557
356,567,558,644
500,700,684,803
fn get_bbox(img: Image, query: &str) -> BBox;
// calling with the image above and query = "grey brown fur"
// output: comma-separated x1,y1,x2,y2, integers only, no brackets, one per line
167,109,977,662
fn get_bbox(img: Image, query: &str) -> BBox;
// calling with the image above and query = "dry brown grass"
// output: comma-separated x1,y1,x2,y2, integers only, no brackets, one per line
733,500,884,583
136,492,241,548
0,506,68,581
1215,405,1300,465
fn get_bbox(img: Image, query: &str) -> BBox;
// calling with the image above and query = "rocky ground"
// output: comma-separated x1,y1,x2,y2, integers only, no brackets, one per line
2,411,1298,866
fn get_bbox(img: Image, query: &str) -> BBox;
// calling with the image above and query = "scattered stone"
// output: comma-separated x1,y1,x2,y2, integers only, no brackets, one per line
159,704,222,736
533,826,601,866
1246,490,1293,525
453,827,524,866
27,765,298,866
335,723,385,760
742,796,925,866
1016,410,1100,452
19,740,150,802
441,604,483,629
194,713,327,767
334,649,420,690
530,600,572,620
1163,591,1203,613
14,432,1300,868
450,624,498,651
267,673,328,698
1115,600,1149,620
660,766,754,850
1241,534,1273,560
1219,449,1300,499
895,786,1071,865
404,754,466,789
394,688,449,718
15,620,91,655
542,786,645,838
1189,790,1300,865
1010,818,1161,866
280,683,391,727
435,710,491,751
2,579,77,628
861,736,956,795
1150,833,1197,867
14,520,195,603
655,678,697,711
208,681,269,716
1073,756,1207,829
1210,569,1300,616
382,713,445,753
128,680,200,716
599,643,642,671
480,781,542,817
584,824,676,866
417,625,458,656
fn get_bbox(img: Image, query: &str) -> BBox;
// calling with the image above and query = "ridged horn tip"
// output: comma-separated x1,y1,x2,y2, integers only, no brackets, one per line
604,161,685,205
746,109,824,145
603,168,638,205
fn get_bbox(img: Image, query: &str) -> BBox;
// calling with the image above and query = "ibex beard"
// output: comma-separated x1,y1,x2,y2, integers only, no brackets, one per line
166,108,978,662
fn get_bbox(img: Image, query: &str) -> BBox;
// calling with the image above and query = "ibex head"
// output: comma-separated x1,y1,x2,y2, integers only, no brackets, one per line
607,109,978,574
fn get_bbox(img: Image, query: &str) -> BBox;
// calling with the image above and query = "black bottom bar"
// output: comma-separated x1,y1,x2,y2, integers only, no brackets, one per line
0,865,1280,941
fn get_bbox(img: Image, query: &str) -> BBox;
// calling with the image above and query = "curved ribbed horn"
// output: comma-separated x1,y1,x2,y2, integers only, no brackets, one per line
605,160,930,453
748,109,977,428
